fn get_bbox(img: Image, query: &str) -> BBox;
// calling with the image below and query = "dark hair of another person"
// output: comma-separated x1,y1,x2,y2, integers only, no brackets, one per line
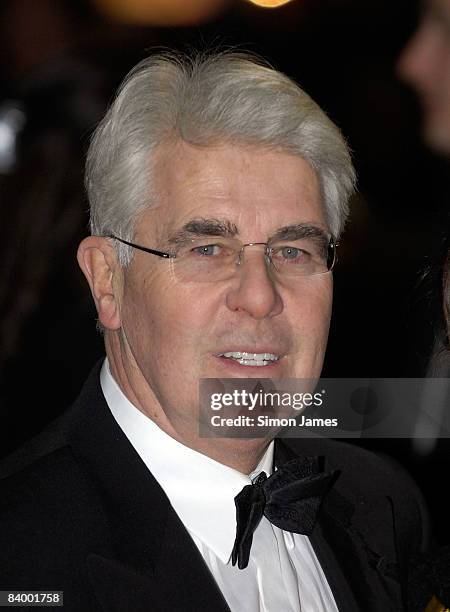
425,222,450,375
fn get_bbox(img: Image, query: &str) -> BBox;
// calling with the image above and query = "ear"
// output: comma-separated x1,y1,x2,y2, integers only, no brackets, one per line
77,236,123,330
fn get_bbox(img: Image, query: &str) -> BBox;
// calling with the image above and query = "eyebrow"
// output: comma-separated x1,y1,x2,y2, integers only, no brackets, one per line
270,224,330,244
166,218,330,247
167,218,239,246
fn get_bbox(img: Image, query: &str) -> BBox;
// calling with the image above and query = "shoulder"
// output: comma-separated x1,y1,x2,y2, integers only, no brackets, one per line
0,405,92,502
280,437,430,548
0,361,109,529
282,436,422,495
0,414,104,533
0,360,104,484
0,416,67,480
0,412,110,603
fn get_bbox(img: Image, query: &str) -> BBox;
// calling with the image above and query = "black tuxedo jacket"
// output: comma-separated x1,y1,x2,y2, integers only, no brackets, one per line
0,363,429,611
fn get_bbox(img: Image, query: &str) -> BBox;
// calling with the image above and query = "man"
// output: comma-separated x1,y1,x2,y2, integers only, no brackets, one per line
0,52,429,611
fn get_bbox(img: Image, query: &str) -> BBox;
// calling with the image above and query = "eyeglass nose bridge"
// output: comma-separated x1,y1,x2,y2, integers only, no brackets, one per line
236,242,272,267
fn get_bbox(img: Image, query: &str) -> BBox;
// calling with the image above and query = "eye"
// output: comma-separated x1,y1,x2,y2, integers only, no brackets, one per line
278,246,309,263
191,244,222,256
281,246,301,260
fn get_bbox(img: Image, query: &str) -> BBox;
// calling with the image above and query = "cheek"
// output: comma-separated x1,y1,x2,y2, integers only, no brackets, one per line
291,278,332,333
159,283,217,339
285,279,332,374
121,271,172,357
123,273,219,361
305,298,332,345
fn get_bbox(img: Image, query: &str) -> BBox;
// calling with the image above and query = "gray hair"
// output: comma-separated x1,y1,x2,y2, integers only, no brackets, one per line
86,51,356,265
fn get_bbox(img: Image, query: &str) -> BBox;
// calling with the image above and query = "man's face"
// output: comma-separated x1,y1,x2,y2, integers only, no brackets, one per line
398,0,450,155
118,142,332,440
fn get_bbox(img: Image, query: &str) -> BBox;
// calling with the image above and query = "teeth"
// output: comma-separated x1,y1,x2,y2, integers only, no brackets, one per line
220,351,279,366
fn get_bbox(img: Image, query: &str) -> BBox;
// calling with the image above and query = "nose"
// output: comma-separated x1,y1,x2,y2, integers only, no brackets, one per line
225,247,283,319
397,22,439,91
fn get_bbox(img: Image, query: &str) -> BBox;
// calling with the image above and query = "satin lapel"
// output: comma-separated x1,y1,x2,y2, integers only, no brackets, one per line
316,489,403,611
274,439,404,612
62,364,230,612
85,521,231,612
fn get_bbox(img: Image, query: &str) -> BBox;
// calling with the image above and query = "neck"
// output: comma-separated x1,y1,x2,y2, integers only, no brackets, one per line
105,332,270,474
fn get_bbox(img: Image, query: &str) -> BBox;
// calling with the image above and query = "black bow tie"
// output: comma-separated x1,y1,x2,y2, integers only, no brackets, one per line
231,456,337,570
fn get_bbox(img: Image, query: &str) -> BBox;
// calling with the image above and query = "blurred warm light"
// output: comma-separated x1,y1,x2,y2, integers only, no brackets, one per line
245,0,294,7
93,0,227,26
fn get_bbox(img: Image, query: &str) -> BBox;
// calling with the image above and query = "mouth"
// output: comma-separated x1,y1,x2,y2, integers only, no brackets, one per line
217,351,280,367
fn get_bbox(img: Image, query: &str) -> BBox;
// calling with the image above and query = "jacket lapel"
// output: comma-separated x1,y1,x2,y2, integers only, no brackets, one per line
275,439,403,611
85,523,231,612
316,489,403,611
62,364,230,612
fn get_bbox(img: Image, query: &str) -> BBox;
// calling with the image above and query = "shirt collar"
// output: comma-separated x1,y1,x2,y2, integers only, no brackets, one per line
100,358,274,564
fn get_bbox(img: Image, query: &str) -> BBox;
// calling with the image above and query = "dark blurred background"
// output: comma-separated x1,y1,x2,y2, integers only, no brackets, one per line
0,0,448,540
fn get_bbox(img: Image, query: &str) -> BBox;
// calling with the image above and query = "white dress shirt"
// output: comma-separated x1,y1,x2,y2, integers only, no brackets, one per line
100,359,338,612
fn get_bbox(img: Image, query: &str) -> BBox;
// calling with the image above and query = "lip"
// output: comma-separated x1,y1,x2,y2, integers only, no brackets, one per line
213,349,286,377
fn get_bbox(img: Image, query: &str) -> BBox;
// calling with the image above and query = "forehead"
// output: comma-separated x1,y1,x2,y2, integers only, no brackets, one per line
142,141,326,239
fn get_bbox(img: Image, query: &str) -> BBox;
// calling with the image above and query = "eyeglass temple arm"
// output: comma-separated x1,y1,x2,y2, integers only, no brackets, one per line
107,235,172,258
